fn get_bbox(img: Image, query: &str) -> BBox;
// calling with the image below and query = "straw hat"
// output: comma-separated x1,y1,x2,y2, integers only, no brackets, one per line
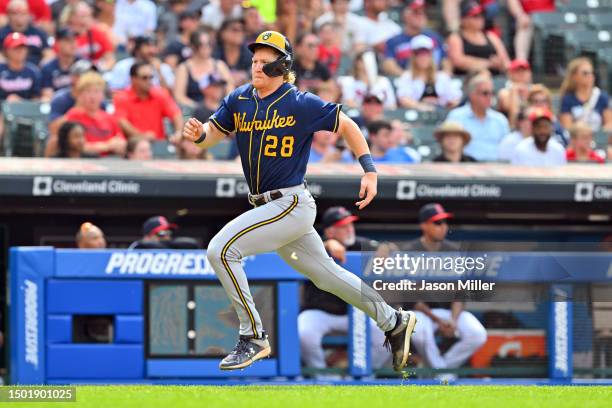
434,121,471,144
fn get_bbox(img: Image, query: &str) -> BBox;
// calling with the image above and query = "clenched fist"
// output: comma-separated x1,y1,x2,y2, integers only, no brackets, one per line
182,118,204,143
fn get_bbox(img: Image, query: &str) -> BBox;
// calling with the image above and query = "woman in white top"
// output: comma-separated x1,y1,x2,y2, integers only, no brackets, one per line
395,35,461,111
338,50,397,110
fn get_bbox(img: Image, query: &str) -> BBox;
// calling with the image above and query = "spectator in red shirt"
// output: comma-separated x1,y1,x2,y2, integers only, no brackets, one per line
566,121,605,164
113,61,183,142
61,1,114,71
0,0,51,34
65,71,126,156
317,22,341,76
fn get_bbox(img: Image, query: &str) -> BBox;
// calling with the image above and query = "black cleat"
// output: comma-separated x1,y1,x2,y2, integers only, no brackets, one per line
219,332,271,370
384,309,417,372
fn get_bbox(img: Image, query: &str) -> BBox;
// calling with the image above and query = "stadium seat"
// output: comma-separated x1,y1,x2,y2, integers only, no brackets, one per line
565,29,612,56
207,138,233,160
151,140,177,159
384,108,449,125
596,47,612,94
410,125,440,161
2,101,50,157
336,55,354,77
587,12,612,30
180,104,194,120
594,130,611,150
560,0,612,12
531,12,587,75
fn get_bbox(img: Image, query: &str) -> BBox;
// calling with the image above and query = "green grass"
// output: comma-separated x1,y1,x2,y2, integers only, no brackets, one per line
1,385,612,408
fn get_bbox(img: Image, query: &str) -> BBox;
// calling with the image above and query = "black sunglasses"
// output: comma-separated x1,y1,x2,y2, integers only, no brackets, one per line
432,220,447,226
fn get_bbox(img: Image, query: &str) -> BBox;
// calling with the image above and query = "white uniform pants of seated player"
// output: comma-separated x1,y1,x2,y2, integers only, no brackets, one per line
411,309,487,369
298,309,391,369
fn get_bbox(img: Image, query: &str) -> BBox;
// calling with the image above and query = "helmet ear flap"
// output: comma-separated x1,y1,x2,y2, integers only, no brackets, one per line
262,53,292,77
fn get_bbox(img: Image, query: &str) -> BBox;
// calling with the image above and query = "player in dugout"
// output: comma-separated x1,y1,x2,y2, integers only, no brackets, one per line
75,222,106,249
403,203,487,379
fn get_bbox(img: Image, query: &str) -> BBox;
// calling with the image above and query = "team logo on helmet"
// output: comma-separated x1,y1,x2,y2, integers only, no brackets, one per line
262,32,272,40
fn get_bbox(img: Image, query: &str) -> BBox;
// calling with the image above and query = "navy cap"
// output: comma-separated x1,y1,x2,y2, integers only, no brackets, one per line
143,216,178,237
322,206,359,229
418,203,453,223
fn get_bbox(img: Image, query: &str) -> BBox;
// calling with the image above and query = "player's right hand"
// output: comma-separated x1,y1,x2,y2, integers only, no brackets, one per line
182,118,204,143
356,172,377,210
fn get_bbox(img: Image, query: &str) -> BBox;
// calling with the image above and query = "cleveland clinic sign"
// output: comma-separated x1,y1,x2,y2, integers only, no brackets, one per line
396,180,502,200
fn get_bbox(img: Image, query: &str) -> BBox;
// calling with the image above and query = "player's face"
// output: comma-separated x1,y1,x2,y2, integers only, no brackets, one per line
251,47,279,88
422,219,448,242
327,222,356,247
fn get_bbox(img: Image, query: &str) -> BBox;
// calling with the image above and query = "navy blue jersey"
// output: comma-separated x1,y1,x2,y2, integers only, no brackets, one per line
41,58,74,91
0,62,41,99
0,25,50,66
211,82,341,194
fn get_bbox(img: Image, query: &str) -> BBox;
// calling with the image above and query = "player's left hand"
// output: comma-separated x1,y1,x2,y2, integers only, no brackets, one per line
355,172,377,210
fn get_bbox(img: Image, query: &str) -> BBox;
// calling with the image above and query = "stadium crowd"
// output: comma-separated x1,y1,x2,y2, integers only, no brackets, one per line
0,0,609,164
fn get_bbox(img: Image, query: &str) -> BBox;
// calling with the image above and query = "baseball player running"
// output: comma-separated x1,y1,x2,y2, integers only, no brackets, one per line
182,31,416,372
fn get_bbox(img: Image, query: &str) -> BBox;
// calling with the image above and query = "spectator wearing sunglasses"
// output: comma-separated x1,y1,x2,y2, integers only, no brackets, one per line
113,61,183,142
129,216,177,249
403,203,459,252
447,72,510,161
106,34,174,92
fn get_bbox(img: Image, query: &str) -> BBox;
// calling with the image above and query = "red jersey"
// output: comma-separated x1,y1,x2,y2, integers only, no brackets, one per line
113,86,181,141
318,45,341,76
65,107,124,156
566,148,605,164
73,27,114,62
